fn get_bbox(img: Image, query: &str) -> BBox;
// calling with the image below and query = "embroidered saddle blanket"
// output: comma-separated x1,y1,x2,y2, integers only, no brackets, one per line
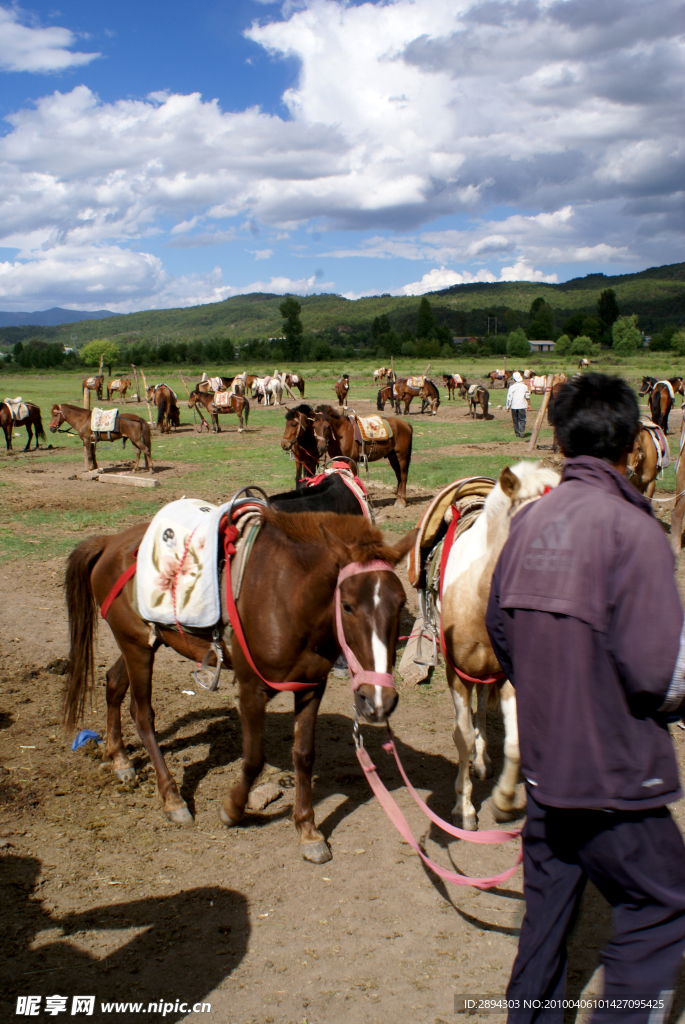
91,408,118,432
213,391,234,408
407,376,425,389
531,376,546,392
208,377,224,393
353,414,391,443
640,418,671,471
468,383,480,397
3,397,28,420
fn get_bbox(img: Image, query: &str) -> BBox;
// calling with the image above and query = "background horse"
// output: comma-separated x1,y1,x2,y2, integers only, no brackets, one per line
650,381,674,433
334,375,350,410
442,373,463,400
188,390,249,433
487,369,513,388
1,401,45,451
49,404,154,472
440,462,560,829
82,375,104,400
457,381,490,419
63,508,414,862
146,384,180,433
627,425,660,499
281,404,319,482
420,379,441,416
285,373,305,398
376,382,399,413
392,377,425,414
107,378,131,402
313,404,412,507
373,367,388,384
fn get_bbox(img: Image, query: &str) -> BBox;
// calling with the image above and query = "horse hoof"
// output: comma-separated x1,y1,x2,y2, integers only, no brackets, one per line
165,805,194,825
490,799,523,824
219,806,241,828
115,767,136,782
452,811,478,831
301,840,332,864
472,763,493,781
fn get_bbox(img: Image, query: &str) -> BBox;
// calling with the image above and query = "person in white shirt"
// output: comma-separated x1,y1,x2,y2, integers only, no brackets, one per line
506,371,531,438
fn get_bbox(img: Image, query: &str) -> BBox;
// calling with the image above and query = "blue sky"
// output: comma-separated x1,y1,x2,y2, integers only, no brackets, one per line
0,0,683,312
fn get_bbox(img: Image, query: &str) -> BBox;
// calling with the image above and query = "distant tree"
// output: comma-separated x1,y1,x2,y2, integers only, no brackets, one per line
372,314,391,339
416,297,436,339
597,288,620,329
80,338,120,367
401,341,416,357
507,328,531,357
440,343,454,358
581,316,603,344
528,299,554,340
671,330,685,357
562,312,587,338
279,297,304,361
570,336,595,357
13,341,23,357
416,336,441,359
612,314,641,356
554,334,572,355
529,297,546,318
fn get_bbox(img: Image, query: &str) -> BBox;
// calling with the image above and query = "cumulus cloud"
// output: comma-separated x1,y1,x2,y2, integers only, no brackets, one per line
0,5,99,73
398,260,557,296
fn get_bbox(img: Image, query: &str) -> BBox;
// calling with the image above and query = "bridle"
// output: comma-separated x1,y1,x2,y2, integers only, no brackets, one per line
282,412,321,476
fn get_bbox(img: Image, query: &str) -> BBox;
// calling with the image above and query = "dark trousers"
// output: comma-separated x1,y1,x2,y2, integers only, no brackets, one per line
507,790,685,1023
511,408,526,437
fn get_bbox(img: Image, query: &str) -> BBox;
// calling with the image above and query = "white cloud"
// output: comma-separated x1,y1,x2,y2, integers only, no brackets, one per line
0,5,99,73
252,248,274,260
398,260,557,296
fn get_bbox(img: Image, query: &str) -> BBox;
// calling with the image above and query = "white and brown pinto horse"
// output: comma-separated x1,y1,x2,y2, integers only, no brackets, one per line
440,462,560,829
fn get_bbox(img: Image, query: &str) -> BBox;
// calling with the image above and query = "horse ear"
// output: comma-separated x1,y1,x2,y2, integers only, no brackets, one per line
391,527,419,562
319,525,352,567
499,466,520,498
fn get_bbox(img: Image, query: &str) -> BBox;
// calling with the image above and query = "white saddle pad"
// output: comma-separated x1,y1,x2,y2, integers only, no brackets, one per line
86,376,100,387
3,397,28,420
109,379,122,389
136,499,234,629
407,376,425,389
91,408,118,432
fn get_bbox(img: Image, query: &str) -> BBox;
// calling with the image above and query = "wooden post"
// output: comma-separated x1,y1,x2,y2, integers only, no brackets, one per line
83,386,90,410
139,368,154,427
99,353,105,377
527,374,554,451
178,371,191,398
130,363,141,402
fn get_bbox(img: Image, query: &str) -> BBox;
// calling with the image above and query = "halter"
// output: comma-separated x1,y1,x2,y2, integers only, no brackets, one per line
335,561,396,691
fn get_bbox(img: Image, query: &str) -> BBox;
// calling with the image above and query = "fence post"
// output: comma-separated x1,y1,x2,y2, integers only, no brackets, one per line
527,374,554,451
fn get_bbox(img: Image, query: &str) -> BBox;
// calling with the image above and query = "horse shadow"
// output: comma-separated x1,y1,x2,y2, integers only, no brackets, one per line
0,853,249,1023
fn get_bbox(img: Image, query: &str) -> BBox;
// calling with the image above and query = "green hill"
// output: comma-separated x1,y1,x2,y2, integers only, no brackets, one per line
1,262,683,349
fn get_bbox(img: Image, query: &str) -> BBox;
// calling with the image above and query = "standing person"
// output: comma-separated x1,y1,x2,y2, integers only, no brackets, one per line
486,373,685,1024
506,371,531,438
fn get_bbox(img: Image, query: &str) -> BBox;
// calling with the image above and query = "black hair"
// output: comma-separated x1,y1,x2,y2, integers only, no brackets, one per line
550,373,639,463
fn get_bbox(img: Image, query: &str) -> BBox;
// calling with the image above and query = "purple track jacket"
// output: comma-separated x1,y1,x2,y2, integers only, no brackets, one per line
486,455,685,810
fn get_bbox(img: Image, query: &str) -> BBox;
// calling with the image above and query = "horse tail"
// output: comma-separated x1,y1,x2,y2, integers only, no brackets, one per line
34,408,46,442
141,419,152,451
482,388,489,417
244,397,250,426
63,536,106,728
377,389,383,411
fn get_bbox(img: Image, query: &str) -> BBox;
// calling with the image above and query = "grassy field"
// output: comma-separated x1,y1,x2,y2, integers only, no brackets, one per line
1,354,681,565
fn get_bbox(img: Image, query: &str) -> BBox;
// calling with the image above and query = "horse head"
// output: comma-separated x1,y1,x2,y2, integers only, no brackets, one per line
187,391,199,410
48,404,65,432
312,408,333,458
639,376,656,396
486,462,560,525
281,404,313,452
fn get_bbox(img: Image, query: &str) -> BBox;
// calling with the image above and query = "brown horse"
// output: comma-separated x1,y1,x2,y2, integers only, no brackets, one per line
487,369,513,388
285,373,305,398
313,405,412,507
188,389,249,433
650,381,674,434
145,384,180,433
63,508,415,861
392,377,427,415
334,374,350,410
457,381,490,419
627,425,660,500
229,373,257,397
49,404,154,472
420,378,441,416
281,404,319,481
1,400,45,451
106,377,131,402
197,375,235,394
82,375,104,400
376,382,399,413
442,373,464,400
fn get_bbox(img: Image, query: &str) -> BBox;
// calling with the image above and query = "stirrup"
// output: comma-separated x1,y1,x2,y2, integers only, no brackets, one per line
414,626,438,667
193,641,224,691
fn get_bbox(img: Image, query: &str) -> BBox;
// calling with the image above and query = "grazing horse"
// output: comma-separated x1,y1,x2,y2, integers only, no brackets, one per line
420,378,441,416
188,389,249,433
577,358,591,370
376,382,399,413
285,373,305,398
457,380,490,419
335,374,350,410
373,367,388,384
281,404,319,482
146,384,179,434
63,508,415,861
442,373,464,400
106,378,131,402
441,462,560,829
313,405,412,507
49,404,153,472
1,400,45,451
627,425,661,500
82,375,104,401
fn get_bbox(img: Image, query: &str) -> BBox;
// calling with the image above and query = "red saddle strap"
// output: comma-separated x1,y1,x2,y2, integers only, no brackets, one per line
100,549,138,620
438,507,505,685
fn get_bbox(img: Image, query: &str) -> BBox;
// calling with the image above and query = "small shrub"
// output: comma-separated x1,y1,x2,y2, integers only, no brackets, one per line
506,328,531,358
570,336,594,357
671,331,685,357
554,334,571,355
612,314,641,355
401,341,416,357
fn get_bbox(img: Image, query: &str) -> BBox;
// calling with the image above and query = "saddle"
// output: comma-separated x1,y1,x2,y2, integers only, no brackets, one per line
154,383,178,400
407,375,425,389
86,376,100,388
451,374,464,386
91,407,118,434
305,461,374,520
639,416,671,471
109,379,121,390
2,396,28,420
213,391,233,408
352,414,391,444
467,383,480,397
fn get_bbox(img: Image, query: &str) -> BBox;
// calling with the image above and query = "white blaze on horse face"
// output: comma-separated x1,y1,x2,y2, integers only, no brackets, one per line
371,579,388,709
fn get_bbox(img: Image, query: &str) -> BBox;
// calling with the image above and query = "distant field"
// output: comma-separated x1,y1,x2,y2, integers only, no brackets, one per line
1,354,681,565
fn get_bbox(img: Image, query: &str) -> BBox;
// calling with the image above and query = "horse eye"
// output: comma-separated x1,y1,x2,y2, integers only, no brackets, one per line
343,603,354,615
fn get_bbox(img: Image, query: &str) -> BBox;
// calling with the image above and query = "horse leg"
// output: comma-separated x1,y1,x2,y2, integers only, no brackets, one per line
448,675,478,830
672,496,685,554
2,423,10,451
220,677,268,827
491,680,521,821
104,655,136,781
387,448,406,508
89,440,98,471
122,639,193,824
23,423,33,452
472,683,492,779
292,686,331,863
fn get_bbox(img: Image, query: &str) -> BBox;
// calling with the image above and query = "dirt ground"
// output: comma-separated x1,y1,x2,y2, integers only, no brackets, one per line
3,387,685,1024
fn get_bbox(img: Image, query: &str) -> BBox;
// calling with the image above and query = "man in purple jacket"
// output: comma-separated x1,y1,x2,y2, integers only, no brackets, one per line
486,373,685,1022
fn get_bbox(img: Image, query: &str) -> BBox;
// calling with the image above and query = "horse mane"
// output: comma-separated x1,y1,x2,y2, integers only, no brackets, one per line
315,404,344,422
485,461,560,520
285,404,314,421
260,508,404,564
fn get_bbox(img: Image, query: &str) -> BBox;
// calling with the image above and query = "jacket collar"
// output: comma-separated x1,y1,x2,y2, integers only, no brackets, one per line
561,455,654,517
